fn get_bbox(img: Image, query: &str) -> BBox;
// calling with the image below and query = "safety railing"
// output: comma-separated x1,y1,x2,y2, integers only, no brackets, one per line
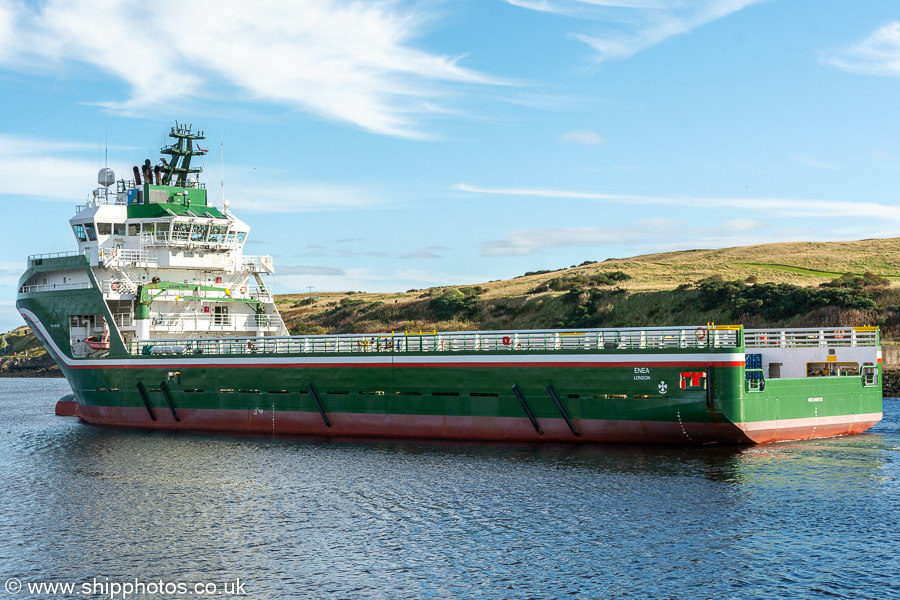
27,251,82,262
242,255,275,274
99,247,158,267
234,286,274,300
18,281,93,294
745,327,878,348
744,369,766,392
149,313,283,331
112,313,134,328
126,325,742,356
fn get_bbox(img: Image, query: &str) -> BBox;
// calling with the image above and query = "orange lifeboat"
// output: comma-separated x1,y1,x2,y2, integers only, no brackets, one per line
85,330,110,350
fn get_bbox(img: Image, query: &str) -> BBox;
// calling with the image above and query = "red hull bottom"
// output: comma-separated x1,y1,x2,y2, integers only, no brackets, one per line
59,403,875,445
55,399,79,416
738,413,883,443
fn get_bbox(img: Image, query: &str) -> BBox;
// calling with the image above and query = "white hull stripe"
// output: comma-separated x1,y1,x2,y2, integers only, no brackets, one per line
20,308,744,369
739,412,883,432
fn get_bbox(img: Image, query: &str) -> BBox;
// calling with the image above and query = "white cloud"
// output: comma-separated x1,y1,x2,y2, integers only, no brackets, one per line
0,1,17,64
506,0,664,15
481,218,677,256
276,267,488,294
478,215,854,257
455,183,900,222
790,155,839,170
0,132,376,213
828,22,900,76
230,182,376,213
713,218,766,234
560,129,605,144
506,0,764,62
398,249,442,259
278,265,346,276
1,0,504,139
454,182,631,201
0,133,100,200
0,300,25,335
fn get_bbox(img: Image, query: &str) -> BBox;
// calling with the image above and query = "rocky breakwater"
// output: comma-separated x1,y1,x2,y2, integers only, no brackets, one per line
882,371,900,398
0,355,61,378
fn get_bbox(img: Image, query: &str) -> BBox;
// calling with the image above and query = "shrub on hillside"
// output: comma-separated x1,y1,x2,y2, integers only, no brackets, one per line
820,271,891,289
531,271,631,294
697,277,876,320
429,287,482,320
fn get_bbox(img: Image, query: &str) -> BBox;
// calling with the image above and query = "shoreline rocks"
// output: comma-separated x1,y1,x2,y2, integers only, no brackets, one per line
0,356,63,378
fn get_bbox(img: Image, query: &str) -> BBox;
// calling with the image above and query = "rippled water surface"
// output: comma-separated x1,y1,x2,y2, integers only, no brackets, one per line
1,378,899,599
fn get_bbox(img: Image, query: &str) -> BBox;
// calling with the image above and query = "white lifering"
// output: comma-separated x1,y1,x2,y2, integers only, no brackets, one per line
834,330,845,339
240,285,248,294
696,327,707,341
111,281,120,292
110,248,118,259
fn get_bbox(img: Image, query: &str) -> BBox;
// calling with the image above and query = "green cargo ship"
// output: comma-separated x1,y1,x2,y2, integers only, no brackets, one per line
16,125,883,444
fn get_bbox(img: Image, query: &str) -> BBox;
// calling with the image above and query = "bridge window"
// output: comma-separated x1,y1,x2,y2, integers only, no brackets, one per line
172,222,191,242
156,223,170,242
98,223,112,235
73,224,87,242
209,225,227,242
84,223,97,241
191,222,210,242
113,223,126,236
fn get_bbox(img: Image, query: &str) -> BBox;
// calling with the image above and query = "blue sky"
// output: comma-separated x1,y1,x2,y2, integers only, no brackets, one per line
2,0,900,332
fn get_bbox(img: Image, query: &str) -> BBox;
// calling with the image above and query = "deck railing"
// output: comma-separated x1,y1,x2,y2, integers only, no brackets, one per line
744,327,878,348
242,255,275,274
127,325,742,356
18,282,93,294
150,312,283,331
27,251,85,265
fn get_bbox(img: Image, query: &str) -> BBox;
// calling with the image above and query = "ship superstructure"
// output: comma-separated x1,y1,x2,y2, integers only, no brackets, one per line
19,123,285,358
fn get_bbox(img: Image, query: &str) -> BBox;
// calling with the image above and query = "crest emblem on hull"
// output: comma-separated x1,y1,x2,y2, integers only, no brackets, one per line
658,381,668,394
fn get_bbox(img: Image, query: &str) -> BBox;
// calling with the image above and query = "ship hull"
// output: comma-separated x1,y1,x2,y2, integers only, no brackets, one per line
19,300,884,446
46,352,884,446
63,402,882,444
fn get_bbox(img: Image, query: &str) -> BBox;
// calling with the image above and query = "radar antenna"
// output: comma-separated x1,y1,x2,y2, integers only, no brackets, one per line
159,121,208,187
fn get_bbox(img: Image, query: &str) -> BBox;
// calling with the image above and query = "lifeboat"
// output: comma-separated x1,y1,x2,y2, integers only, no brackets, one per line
85,330,110,350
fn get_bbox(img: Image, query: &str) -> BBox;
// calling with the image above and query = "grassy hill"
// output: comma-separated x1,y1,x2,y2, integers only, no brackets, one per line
276,237,900,339
7,237,900,351
1,326,46,356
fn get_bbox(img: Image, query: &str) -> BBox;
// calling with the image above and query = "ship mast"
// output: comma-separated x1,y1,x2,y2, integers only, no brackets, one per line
160,121,208,187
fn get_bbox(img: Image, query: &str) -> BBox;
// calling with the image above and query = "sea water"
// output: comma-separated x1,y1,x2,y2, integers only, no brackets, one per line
0,378,897,599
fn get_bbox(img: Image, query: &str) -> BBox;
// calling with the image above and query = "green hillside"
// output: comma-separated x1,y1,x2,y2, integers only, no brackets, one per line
7,237,900,348
276,237,900,340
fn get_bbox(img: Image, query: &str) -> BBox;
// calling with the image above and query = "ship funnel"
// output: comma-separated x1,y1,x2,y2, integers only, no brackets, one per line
133,166,142,185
